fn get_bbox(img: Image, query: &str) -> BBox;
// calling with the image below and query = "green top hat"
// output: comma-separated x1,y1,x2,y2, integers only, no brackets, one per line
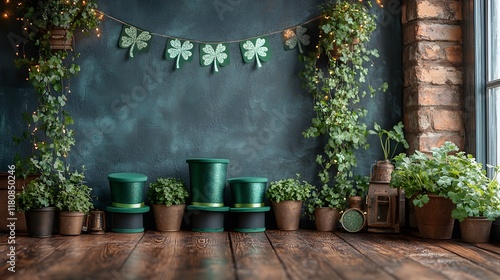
228,177,268,208
186,158,229,207
108,173,148,208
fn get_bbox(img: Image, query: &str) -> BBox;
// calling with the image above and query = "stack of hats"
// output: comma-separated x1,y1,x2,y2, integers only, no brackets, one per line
186,158,230,232
228,177,270,233
106,173,150,233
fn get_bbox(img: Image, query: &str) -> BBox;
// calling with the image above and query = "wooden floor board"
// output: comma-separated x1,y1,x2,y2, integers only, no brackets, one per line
1,230,499,280
336,232,448,280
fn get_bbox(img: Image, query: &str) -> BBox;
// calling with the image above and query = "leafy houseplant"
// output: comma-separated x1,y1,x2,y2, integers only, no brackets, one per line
300,0,387,211
148,177,189,231
368,122,409,161
16,177,57,237
266,174,313,230
390,141,491,239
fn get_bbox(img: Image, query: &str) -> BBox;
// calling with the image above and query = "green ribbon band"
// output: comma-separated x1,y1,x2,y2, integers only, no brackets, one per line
233,203,265,208
191,202,224,207
111,202,144,208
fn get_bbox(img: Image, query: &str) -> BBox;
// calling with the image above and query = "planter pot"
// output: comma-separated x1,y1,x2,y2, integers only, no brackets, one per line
25,207,56,238
370,160,394,183
0,173,38,232
340,208,366,233
414,194,455,239
152,204,185,232
314,207,340,232
230,206,270,233
348,196,364,209
187,205,229,232
106,205,150,233
108,173,147,208
271,200,303,231
49,28,73,51
59,211,85,236
228,177,268,208
186,158,229,207
460,217,493,243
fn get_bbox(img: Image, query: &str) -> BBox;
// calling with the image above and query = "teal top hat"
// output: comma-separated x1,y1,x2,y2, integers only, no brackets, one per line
186,158,229,207
228,177,268,208
108,173,147,208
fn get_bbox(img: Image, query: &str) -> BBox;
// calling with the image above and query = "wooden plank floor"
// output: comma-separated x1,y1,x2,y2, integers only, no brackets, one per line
1,230,500,280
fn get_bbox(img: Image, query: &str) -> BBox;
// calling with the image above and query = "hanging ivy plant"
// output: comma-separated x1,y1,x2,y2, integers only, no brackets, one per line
300,0,387,210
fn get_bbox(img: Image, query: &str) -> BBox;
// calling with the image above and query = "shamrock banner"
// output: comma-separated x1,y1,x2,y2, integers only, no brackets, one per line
200,43,230,73
118,25,152,58
166,39,195,69
239,37,271,68
105,9,317,72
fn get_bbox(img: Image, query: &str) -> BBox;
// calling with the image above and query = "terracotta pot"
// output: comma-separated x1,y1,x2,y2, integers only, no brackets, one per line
271,200,303,230
314,207,340,232
348,196,364,209
49,28,73,51
25,207,56,238
460,217,493,243
415,194,455,239
59,211,85,236
152,204,185,232
370,160,394,183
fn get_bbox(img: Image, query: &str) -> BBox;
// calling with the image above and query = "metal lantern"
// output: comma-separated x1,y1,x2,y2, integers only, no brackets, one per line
366,183,400,233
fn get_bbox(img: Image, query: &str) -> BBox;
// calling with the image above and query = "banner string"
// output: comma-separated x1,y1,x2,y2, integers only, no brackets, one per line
95,9,321,44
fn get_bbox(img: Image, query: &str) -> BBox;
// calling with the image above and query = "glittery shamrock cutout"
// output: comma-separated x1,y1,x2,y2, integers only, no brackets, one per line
118,25,152,58
200,43,230,73
282,26,310,53
240,37,271,68
166,39,194,69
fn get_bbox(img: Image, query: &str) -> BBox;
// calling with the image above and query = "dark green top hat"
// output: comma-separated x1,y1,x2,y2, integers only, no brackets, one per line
186,158,229,207
228,177,268,208
108,173,147,208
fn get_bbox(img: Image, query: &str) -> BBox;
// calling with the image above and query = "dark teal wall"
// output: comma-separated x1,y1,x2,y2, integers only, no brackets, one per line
0,1,403,224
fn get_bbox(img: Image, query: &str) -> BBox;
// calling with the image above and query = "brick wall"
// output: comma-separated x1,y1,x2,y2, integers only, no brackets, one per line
402,0,464,153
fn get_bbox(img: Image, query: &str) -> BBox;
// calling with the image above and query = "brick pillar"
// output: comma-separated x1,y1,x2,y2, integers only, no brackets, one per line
402,0,464,153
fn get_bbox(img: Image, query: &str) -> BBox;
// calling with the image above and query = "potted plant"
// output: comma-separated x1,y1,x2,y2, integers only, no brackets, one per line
55,169,93,235
20,0,100,51
305,184,344,232
390,141,482,239
148,177,189,232
447,162,500,242
16,176,56,237
266,174,313,230
348,175,370,209
300,0,387,214
368,122,409,182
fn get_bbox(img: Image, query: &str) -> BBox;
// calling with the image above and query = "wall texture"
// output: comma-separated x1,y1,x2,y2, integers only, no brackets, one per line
0,1,403,226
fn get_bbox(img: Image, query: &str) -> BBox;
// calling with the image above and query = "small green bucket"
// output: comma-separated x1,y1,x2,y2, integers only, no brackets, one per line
108,173,147,208
186,158,229,207
228,177,268,208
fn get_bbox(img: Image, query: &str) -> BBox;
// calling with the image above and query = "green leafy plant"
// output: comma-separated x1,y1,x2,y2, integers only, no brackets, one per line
54,169,93,213
368,121,409,161
390,141,499,216
306,184,344,220
147,177,189,206
448,164,500,222
16,177,56,212
266,174,314,203
300,0,386,208
349,175,370,197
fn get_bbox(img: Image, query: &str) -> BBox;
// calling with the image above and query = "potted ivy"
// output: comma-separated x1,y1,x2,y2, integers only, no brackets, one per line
390,142,475,239
16,176,56,238
55,170,93,236
266,174,313,230
300,0,387,213
148,177,189,231
305,184,343,232
20,0,100,51
448,163,500,242
368,122,409,182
